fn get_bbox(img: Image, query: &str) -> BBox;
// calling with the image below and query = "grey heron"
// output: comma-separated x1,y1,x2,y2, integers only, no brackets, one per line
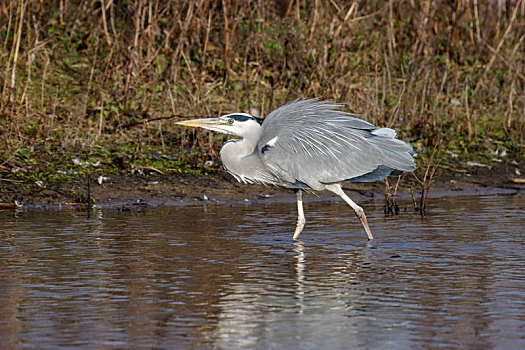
176,99,416,240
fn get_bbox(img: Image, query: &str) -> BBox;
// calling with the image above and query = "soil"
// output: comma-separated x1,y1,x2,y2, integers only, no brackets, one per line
0,160,522,211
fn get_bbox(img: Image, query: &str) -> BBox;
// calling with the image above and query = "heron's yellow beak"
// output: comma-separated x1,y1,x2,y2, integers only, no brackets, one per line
175,117,223,128
176,117,233,134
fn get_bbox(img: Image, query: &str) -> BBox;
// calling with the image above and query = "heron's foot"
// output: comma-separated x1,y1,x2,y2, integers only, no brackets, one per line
293,217,306,240
355,208,374,240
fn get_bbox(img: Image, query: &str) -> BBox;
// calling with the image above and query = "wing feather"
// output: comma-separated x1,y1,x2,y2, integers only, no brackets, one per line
257,99,416,190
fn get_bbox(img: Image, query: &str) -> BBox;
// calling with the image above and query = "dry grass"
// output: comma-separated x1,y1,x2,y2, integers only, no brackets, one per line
1,0,524,178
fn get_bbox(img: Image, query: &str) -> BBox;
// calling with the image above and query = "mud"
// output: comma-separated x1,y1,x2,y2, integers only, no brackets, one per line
0,161,522,210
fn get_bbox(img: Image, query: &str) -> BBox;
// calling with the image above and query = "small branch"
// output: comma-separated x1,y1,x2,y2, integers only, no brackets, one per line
123,0,143,106
464,83,473,144
10,0,25,90
308,0,319,44
100,0,112,46
332,2,357,41
483,40,525,83
139,165,164,175
476,0,523,91
411,144,443,216
383,175,403,215
0,178,24,183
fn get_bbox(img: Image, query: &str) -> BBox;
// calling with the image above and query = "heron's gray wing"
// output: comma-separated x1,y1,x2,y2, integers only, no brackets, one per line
257,99,415,190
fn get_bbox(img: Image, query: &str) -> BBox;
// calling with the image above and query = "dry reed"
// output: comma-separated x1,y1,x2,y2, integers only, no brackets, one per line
0,0,523,180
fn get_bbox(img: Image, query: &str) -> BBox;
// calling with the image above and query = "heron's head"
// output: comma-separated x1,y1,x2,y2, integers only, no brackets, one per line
176,113,263,138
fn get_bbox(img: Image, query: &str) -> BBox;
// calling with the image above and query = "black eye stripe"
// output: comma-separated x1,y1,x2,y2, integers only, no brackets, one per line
227,114,264,125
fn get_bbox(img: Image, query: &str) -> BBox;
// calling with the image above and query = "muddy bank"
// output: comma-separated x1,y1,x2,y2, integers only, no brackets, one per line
1,161,522,210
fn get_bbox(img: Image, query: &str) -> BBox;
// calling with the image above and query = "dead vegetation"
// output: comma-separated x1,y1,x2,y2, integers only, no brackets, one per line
0,0,524,198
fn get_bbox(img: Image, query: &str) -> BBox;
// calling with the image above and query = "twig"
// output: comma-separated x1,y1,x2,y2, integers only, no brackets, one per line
508,178,525,184
100,0,112,46
139,165,164,175
87,174,92,207
202,6,212,56
82,36,99,121
384,175,402,215
473,0,481,44
482,39,525,83
464,83,473,144
221,0,240,76
10,0,25,90
332,2,357,41
387,77,406,128
0,178,24,183
409,186,418,212
505,78,515,132
0,203,19,208
171,1,195,79
308,0,319,44
476,0,522,91
438,164,468,173
1,2,14,103
347,3,388,24
411,144,443,216
123,0,143,106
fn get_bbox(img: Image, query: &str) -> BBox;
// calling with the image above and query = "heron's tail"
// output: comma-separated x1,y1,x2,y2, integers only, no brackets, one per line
371,128,396,138
368,128,417,174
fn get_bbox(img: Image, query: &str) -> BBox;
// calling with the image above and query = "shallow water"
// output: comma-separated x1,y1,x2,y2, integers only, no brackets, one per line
0,194,524,349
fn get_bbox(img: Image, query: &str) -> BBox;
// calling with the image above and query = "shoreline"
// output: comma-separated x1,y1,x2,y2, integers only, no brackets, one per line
1,165,522,211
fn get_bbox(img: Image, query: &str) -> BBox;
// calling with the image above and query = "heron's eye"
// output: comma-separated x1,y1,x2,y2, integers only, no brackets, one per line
228,118,234,125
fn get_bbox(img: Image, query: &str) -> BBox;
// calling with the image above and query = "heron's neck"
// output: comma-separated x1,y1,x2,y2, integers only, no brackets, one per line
220,128,261,179
226,128,261,157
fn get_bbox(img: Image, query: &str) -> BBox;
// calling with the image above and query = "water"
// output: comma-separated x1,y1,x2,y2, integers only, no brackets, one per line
0,194,524,349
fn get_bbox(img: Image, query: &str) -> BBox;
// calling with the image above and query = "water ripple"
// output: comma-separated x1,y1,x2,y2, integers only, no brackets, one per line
0,195,523,349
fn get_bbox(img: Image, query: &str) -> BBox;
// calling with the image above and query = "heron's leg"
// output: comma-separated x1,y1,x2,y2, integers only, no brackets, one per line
293,190,306,240
325,184,374,240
